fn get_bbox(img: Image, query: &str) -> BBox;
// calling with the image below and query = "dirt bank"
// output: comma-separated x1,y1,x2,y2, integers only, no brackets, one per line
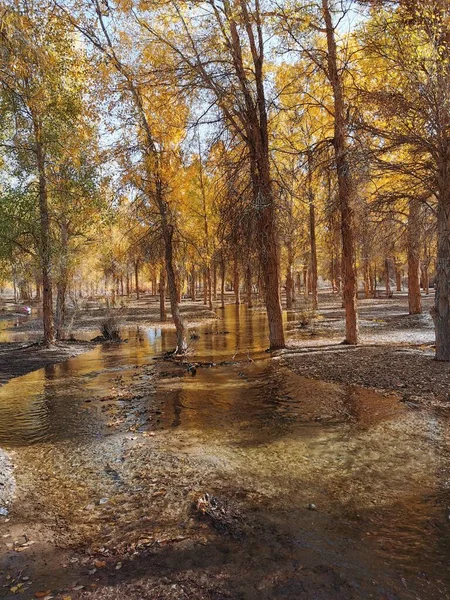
0,341,96,386
282,291,449,405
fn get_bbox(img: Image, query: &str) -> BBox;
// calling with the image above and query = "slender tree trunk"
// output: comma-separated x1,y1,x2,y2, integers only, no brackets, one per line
33,114,54,346
159,189,187,353
395,260,402,292
206,264,213,310
190,269,195,300
322,0,358,344
285,242,294,310
385,258,391,297
135,260,140,300
220,257,226,309
407,198,422,314
363,257,370,299
159,266,166,321
309,202,319,311
422,263,430,295
203,268,208,305
233,258,240,305
55,219,69,340
246,264,253,308
213,261,217,302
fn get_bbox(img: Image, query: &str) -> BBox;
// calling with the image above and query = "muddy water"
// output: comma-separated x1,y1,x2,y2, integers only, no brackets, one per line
0,305,450,599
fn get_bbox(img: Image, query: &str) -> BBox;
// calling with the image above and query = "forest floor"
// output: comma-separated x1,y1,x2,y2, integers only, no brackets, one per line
281,291,448,406
1,290,450,600
0,299,217,386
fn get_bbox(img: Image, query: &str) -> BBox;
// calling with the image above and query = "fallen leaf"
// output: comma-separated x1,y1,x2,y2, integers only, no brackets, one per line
94,560,106,568
35,592,51,599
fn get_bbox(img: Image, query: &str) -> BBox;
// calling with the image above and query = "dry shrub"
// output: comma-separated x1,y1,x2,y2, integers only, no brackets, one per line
100,312,122,341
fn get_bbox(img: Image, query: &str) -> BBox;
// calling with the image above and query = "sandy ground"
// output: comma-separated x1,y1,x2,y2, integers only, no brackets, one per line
281,291,449,405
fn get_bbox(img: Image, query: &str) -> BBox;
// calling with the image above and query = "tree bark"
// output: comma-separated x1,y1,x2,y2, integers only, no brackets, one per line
285,242,294,310
55,219,69,340
322,0,358,344
246,263,253,308
233,258,240,305
385,258,391,297
220,257,226,309
433,184,450,360
159,266,166,321
308,200,319,311
407,198,422,314
135,260,140,300
160,195,187,353
363,257,370,298
33,113,55,346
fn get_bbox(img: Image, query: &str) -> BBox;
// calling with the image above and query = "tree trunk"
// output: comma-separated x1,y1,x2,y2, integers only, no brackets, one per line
135,260,140,300
395,261,402,292
246,264,253,308
233,258,240,305
322,0,358,344
213,261,217,301
363,257,370,299
285,241,294,310
33,114,54,346
385,258,391,297
159,266,166,321
309,200,319,311
160,195,187,354
206,264,213,310
220,257,226,309
407,198,422,314
203,268,208,305
55,219,69,340
190,269,195,300
433,181,450,359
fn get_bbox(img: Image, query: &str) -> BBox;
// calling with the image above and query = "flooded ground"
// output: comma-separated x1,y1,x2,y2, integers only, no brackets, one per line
0,304,450,599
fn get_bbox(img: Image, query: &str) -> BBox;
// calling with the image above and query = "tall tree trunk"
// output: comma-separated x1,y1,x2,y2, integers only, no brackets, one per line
220,257,226,309
189,269,194,300
159,191,187,353
395,259,402,292
213,261,217,301
433,179,450,359
407,198,422,314
159,266,166,321
55,219,69,340
385,258,391,297
285,241,294,310
135,260,140,300
203,268,208,305
308,198,319,311
246,264,253,308
322,0,358,344
363,257,370,299
206,264,213,310
33,114,54,346
233,258,240,305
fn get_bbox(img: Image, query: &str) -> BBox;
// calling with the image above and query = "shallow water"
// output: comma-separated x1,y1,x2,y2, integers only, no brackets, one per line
1,305,450,598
